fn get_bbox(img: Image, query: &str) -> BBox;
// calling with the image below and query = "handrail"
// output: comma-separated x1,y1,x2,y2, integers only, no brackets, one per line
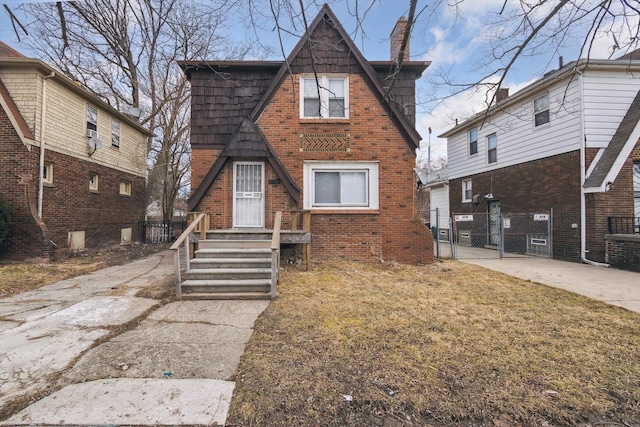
169,212,208,300
270,211,282,299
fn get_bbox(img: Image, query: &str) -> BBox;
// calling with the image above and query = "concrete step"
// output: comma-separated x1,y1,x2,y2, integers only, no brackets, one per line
198,239,271,249
194,248,272,259
186,268,271,281
181,278,271,294
181,291,272,300
190,258,271,269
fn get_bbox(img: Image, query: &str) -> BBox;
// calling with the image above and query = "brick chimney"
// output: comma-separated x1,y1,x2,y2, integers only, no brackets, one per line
390,16,410,62
496,87,509,103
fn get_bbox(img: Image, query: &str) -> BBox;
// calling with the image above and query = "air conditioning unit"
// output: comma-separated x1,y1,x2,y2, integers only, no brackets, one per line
86,129,98,139
472,194,482,204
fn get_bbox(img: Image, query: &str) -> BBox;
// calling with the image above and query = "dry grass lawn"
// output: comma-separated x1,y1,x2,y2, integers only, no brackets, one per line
228,259,640,427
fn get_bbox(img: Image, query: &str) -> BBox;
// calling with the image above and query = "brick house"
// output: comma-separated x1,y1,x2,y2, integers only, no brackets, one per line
440,53,640,270
179,5,434,265
0,42,152,260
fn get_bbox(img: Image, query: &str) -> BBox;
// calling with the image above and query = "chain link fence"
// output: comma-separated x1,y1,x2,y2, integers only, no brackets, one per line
451,210,553,259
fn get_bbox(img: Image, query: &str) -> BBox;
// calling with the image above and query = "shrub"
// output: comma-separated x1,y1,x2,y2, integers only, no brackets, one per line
0,196,11,247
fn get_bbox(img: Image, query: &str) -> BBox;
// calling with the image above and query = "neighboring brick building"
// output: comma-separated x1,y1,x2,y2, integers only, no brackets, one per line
0,42,152,260
440,53,640,270
179,5,434,264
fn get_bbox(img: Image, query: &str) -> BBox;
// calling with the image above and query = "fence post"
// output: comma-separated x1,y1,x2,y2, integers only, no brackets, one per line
499,214,504,259
548,208,554,259
435,207,440,259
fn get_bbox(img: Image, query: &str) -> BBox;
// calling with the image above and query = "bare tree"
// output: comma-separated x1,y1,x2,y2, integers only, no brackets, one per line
21,0,255,221
427,0,640,109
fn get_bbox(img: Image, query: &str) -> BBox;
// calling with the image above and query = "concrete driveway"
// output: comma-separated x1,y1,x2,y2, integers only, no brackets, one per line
0,250,269,426
459,256,640,314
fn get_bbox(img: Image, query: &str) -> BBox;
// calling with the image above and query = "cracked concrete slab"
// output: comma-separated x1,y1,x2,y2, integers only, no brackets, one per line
0,251,270,426
1,378,235,426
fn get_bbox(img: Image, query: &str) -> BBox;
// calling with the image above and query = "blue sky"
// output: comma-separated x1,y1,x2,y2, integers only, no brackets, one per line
0,1,631,164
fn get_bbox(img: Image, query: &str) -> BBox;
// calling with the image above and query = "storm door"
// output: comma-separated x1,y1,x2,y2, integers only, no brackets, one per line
233,162,264,228
487,200,501,246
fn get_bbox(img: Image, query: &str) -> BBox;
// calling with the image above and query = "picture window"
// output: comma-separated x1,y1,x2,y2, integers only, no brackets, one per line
303,162,378,210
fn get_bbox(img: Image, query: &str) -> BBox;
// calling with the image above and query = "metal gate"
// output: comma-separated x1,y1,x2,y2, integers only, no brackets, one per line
451,210,553,259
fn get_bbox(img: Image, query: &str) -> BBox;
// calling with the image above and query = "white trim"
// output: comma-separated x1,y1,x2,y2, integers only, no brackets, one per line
303,161,378,210
233,161,265,228
585,148,605,178
462,179,472,203
300,74,349,119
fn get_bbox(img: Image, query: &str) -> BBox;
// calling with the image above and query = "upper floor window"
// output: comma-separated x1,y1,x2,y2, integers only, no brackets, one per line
301,75,348,119
303,161,378,210
487,133,497,164
86,105,97,134
534,93,550,126
462,179,472,203
119,180,132,196
633,162,640,219
111,119,120,148
469,127,478,155
89,173,99,191
43,163,53,184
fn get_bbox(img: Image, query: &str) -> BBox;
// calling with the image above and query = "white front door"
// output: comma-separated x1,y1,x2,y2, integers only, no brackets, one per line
233,162,264,228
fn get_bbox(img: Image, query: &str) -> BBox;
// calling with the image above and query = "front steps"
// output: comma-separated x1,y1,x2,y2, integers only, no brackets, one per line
180,239,274,300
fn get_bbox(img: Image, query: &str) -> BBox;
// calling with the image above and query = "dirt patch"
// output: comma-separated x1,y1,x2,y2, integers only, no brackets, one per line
0,243,170,299
227,259,640,427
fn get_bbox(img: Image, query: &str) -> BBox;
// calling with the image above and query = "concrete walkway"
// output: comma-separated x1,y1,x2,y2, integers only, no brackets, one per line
459,256,640,314
0,250,269,426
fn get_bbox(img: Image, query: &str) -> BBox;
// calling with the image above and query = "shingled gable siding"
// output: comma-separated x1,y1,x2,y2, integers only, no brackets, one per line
256,73,433,264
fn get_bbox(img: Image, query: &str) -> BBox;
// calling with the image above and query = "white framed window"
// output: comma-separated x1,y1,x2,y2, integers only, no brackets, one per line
469,127,478,155
534,93,550,126
86,105,97,133
487,133,497,164
89,173,99,191
462,179,472,203
111,119,120,147
119,180,132,196
43,163,53,184
301,74,349,119
303,161,378,210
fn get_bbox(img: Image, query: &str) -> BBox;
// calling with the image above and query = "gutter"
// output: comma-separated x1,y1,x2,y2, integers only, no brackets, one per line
38,71,55,219
578,69,609,267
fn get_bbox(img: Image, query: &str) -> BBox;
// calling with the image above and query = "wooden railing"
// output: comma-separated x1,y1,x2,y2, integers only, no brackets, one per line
289,210,311,270
169,212,209,300
270,211,282,299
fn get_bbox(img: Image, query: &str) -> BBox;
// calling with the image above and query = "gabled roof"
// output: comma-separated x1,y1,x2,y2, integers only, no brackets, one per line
439,57,640,138
185,3,428,210
584,89,640,192
0,41,25,58
0,43,153,137
187,118,300,211
250,3,427,147
0,78,35,146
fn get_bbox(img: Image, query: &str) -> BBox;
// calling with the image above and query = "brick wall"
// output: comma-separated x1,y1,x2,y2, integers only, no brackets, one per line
606,235,640,272
192,73,433,265
449,151,583,262
40,149,145,254
1,106,145,260
0,107,48,260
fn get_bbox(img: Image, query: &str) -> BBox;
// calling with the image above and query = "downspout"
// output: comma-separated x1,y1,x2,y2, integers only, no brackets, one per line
578,69,609,267
38,71,55,218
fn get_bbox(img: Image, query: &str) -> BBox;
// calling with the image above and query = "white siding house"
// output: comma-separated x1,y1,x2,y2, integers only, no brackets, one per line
440,55,640,269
